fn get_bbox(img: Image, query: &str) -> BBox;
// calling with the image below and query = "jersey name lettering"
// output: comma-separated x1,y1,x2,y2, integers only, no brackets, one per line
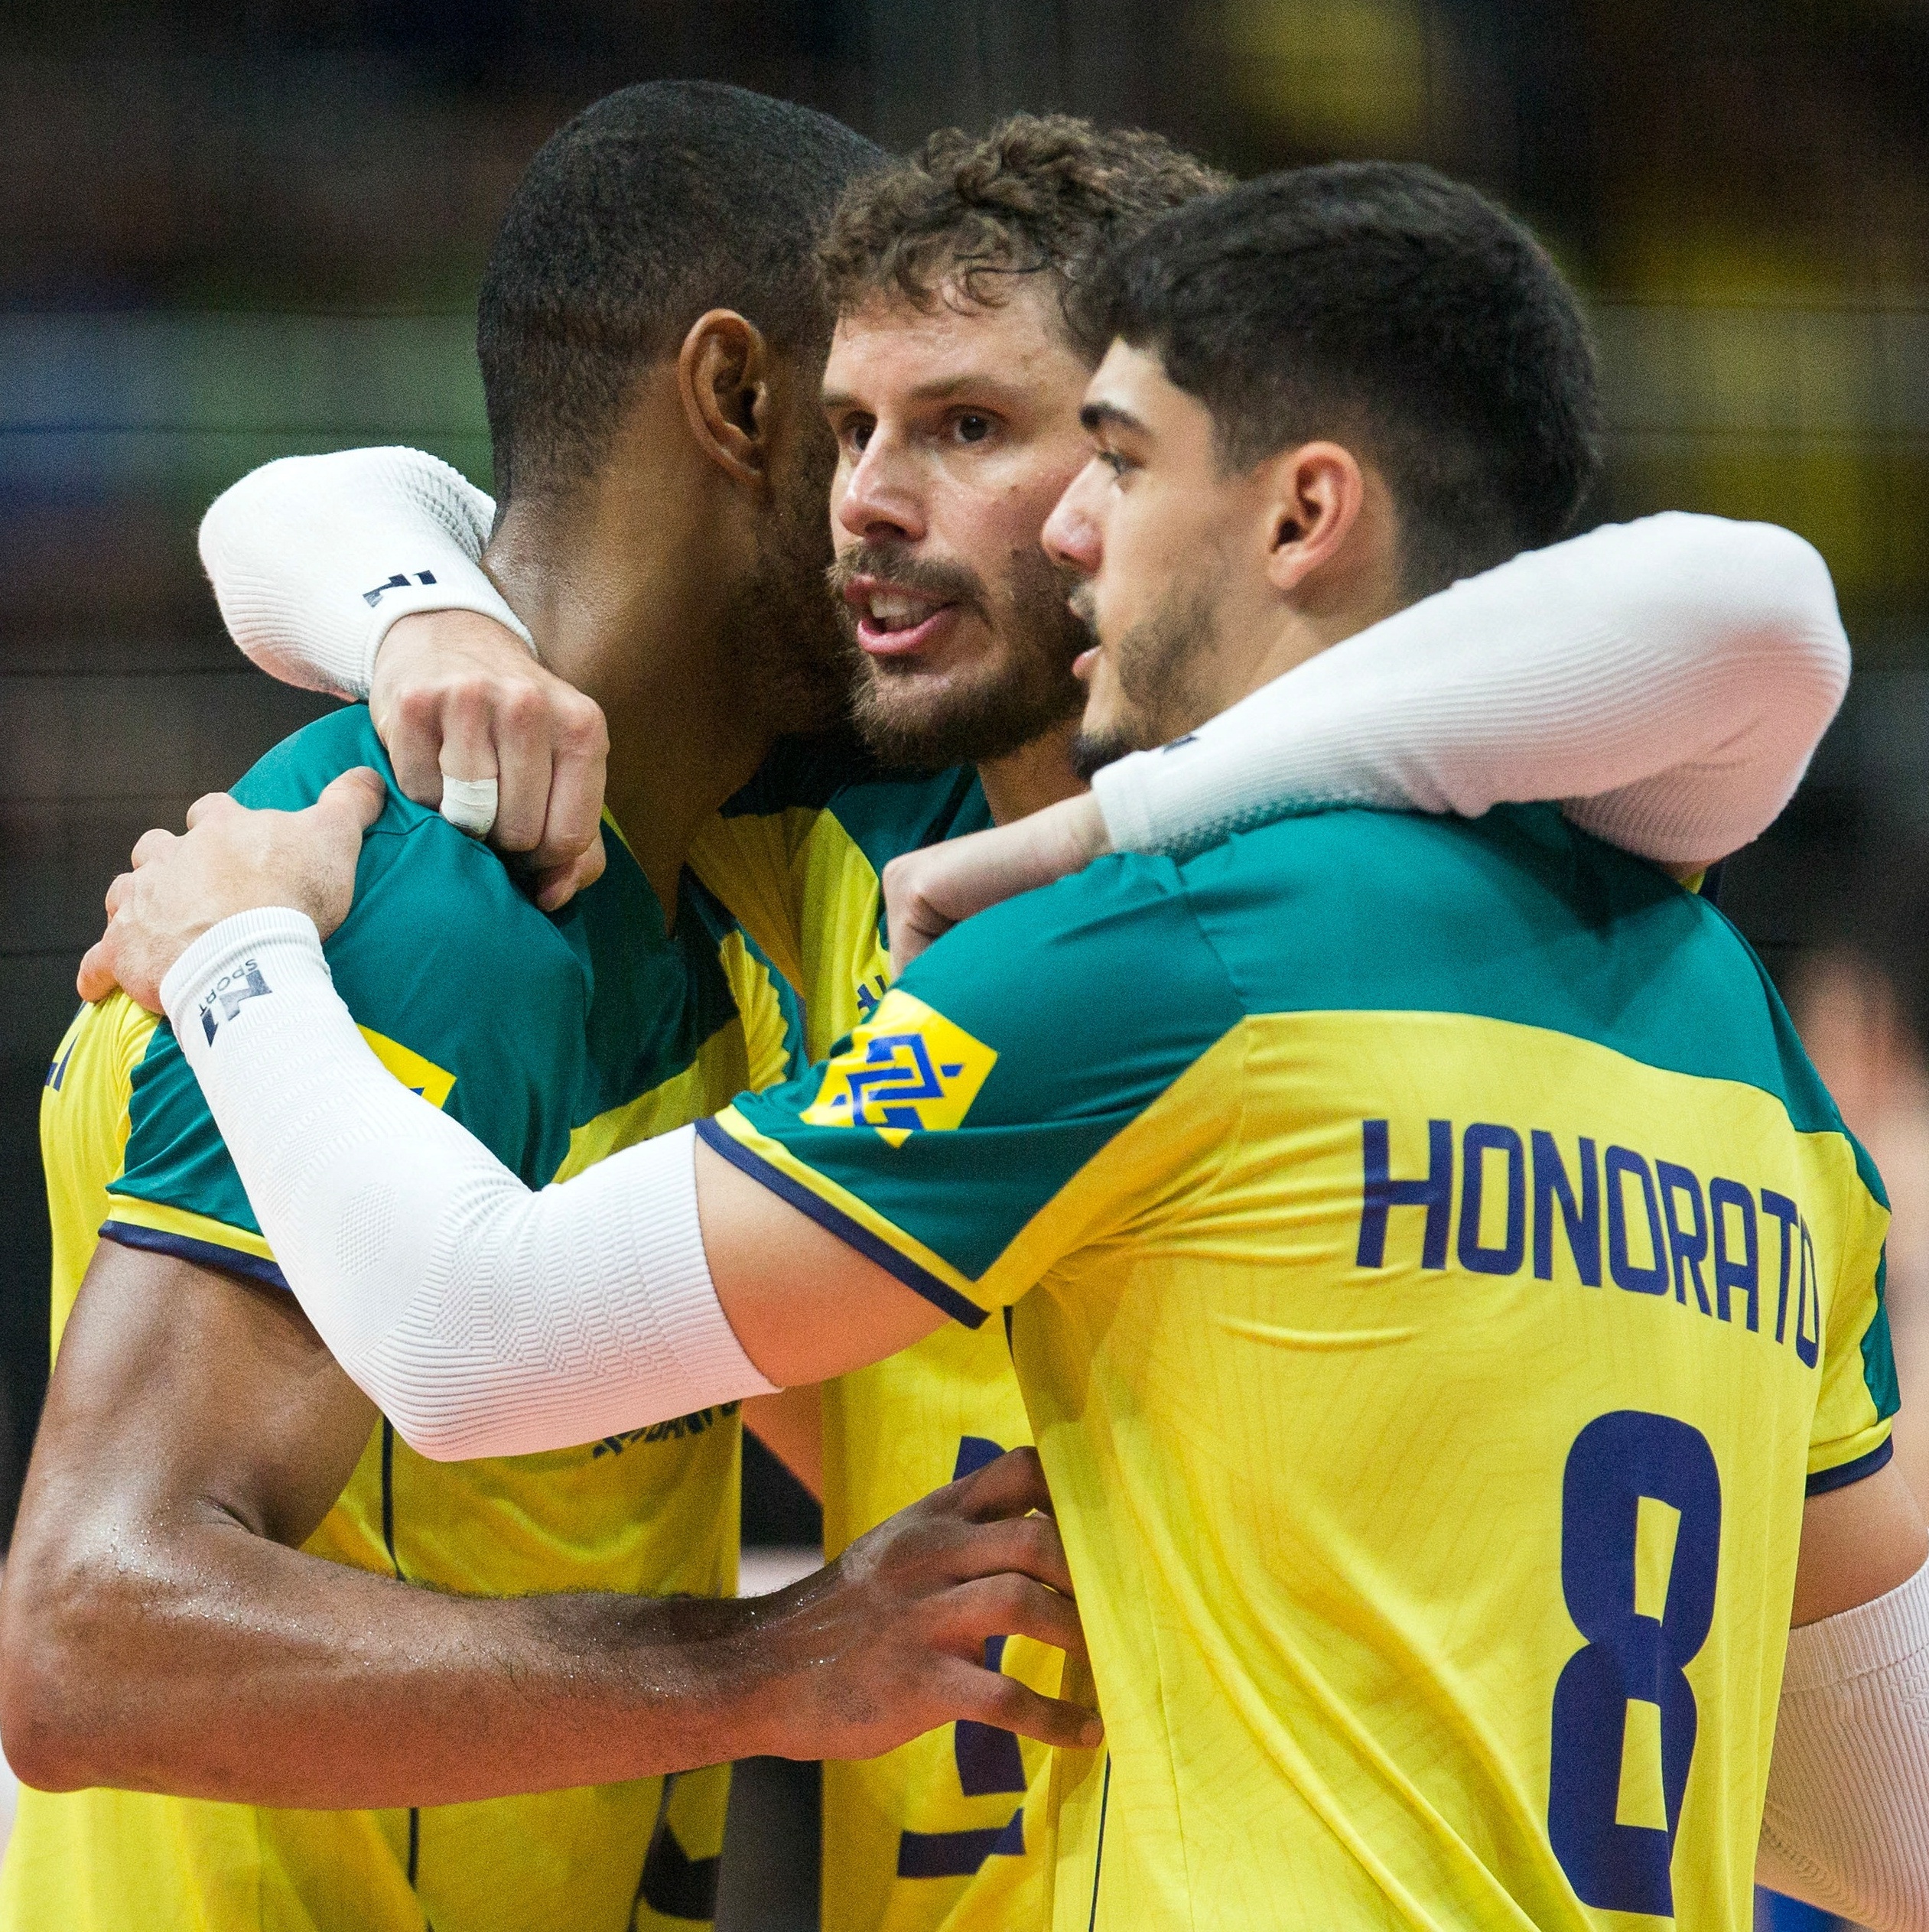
1357,1117,1823,1365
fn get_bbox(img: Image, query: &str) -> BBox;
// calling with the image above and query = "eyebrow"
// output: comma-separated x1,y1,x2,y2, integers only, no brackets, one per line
1078,399,1150,438
821,372,1037,415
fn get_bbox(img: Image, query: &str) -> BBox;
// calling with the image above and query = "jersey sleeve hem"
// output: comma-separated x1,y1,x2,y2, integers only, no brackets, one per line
1807,1433,1895,1498
100,1199,290,1291
695,1114,990,1330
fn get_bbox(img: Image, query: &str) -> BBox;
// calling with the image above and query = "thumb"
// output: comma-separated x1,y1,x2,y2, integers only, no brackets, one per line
315,766,388,832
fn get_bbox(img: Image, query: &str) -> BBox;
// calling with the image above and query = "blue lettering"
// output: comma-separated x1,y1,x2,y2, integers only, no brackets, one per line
1708,1179,1758,1329
1459,1124,1526,1276
1761,1190,1801,1342
1533,1132,1601,1286
1657,1163,1711,1315
1358,1119,1452,1270
1796,1219,1821,1368
1606,1148,1668,1296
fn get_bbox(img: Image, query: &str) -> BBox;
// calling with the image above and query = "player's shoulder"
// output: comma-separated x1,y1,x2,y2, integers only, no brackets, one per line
899,843,1244,1059
239,707,592,1088
1188,802,1847,1133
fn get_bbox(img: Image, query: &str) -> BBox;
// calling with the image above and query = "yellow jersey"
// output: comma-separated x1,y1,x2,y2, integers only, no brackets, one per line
694,741,1056,1932
701,802,1897,1931
8,706,803,1932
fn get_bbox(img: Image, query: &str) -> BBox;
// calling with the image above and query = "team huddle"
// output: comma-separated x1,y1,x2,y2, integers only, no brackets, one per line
3,77,1926,1932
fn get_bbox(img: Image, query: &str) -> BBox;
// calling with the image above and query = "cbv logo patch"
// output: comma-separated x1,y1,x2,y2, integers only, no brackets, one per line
802,989,996,1147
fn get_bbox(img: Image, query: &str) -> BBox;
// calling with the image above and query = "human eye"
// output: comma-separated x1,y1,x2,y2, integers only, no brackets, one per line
949,411,997,446
838,416,874,457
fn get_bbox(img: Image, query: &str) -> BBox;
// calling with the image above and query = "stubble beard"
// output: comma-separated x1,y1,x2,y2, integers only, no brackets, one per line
728,434,858,737
1069,575,1221,780
828,540,1087,772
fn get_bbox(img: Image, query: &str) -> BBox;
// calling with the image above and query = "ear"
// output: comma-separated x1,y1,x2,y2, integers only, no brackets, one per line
677,310,773,488
1258,441,1368,594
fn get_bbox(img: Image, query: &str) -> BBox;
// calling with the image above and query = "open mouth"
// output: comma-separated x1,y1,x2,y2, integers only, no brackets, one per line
844,580,961,657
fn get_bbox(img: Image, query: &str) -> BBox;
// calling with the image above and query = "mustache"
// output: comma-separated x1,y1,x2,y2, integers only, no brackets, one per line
826,542,987,615
1065,577,1098,633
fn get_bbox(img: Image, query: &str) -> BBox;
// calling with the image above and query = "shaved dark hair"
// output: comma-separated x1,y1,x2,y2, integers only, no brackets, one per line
478,81,882,504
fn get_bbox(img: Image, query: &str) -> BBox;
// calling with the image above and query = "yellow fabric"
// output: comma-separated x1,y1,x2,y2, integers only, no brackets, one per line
724,1008,1892,1931
8,932,789,1930
694,800,1052,1932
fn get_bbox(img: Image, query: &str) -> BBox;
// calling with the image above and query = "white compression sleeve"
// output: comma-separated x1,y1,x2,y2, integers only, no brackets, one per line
198,447,531,701
160,909,778,1460
1090,514,1849,870
1758,1556,1929,1930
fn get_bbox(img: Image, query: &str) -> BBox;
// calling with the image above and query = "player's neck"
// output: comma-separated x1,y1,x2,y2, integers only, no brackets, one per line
483,498,776,925
975,716,1087,826
1202,538,1410,724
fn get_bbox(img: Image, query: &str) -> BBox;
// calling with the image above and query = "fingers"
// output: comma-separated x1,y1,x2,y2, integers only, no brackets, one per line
938,1657,1104,1752
953,1445,1054,1524
315,767,389,832
486,688,551,852
182,792,239,834
103,869,134,918
385,679,449,807
128,827,177,870
533,830,609,913
437,681,500,838
940,1569,1086,1665
944,1509,1078,1602
76,935,117,1004
531,692,610,872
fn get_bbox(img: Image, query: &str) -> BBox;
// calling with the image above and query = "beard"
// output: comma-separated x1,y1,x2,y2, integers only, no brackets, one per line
724,434,856,736
826,539,1087,770
1069,574,1221,779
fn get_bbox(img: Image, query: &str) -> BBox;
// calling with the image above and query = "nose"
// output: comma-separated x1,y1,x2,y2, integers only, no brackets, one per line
1042,458,1106,576
835,428,926,545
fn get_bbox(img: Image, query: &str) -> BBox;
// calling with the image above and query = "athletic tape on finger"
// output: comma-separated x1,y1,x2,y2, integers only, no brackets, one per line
441,776,499,839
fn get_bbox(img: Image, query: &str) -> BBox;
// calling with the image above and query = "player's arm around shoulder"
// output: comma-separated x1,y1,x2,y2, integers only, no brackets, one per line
702,848,1250,1383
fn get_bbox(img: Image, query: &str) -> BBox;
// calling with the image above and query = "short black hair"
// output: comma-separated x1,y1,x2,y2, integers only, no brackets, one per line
1075,161,1600,594
478,81,882,503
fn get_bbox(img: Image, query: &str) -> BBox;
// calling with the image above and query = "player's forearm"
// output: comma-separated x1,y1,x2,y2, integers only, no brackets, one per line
162,911,777,1459
1089,513,1849,869
1758,1554,1929,1929
0,1516,776,1807
200,447,523,700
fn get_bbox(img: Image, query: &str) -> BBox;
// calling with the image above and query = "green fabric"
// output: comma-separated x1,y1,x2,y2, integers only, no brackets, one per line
738,801,1884,1295
117,704,801,1238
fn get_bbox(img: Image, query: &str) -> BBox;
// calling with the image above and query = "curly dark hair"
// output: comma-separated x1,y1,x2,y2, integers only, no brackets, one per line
817,113,1229,358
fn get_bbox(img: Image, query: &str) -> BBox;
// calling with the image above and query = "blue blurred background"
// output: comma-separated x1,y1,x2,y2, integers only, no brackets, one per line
5,5,1928,1926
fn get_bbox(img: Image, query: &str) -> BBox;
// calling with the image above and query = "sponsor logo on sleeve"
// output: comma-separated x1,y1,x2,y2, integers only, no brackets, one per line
361,570,440,607
802,988,997,1147
198,961,272,1044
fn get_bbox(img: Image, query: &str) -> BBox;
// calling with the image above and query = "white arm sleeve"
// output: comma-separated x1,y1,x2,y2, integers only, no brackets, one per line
1758,1555,1929,1930
1090,513,1849,869
161,909,778,1461
198,447,532,701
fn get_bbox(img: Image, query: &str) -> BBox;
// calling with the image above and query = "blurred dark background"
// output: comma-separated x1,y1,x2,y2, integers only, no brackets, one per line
3,5,1927,1927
